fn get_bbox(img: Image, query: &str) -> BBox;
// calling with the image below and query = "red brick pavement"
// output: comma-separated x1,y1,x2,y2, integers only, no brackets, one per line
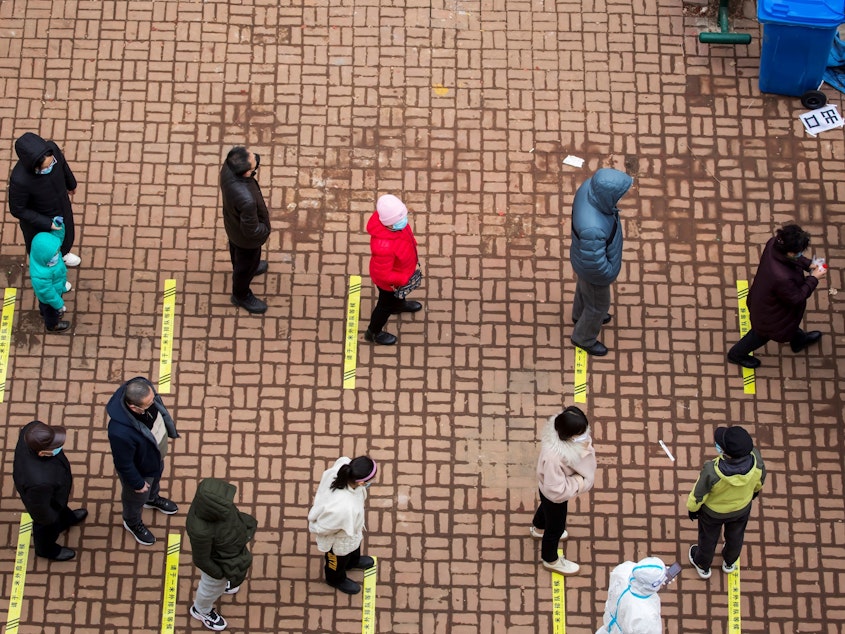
0,0,843,632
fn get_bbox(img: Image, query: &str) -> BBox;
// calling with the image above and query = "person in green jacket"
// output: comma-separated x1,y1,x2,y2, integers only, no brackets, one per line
687,426,766,579
186,478,258,632
29,219,71,332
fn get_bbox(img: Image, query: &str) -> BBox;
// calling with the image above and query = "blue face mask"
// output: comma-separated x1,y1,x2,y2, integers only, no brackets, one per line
47,253,60,267
361,481,373,490
38,157,57,175
392,216,408,231
51,446,63,456
715,443,724,454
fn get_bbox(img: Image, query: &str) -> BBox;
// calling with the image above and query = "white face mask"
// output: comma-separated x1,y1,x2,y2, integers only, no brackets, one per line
571,433,590,443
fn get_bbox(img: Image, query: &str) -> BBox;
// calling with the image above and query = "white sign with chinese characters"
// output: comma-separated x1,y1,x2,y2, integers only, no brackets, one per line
799,104,845,137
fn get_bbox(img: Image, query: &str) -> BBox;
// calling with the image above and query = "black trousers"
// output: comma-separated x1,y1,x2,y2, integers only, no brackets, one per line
367,287,403,334
729,327,808,357
324,546,362,585
39,301,61,329
228,242,261,300
532,490,569,563
32,506,78,559
693,508,751,570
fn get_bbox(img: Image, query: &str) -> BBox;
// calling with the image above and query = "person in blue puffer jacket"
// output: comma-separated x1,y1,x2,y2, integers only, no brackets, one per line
29,221,71,332
569,168,634,356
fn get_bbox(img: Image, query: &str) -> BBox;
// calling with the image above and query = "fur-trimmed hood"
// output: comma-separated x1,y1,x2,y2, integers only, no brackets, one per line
540,416,594,467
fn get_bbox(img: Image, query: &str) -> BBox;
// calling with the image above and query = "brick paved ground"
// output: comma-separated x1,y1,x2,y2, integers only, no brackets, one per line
0,0,843,632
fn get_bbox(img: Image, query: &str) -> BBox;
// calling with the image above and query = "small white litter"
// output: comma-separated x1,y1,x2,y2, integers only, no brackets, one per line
563,155,585,168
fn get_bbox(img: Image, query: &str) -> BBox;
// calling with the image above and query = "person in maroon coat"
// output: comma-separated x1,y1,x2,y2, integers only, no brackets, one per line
364,194,423,345
728,224,827,368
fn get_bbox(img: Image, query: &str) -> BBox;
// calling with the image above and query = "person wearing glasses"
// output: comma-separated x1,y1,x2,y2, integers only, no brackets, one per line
106,377,180,546
8,132,82,266
308,456,378,594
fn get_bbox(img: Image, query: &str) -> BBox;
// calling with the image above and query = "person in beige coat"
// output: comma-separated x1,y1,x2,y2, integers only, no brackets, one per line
531,406,597,574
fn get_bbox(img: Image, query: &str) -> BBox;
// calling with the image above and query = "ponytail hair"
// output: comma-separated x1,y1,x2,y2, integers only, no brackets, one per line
330,456,377,491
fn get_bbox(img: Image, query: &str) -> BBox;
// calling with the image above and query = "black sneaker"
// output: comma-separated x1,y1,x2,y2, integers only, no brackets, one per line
190,605,227,631
391,300,422,314
230,293,267,314
224,580,240,595
123,520,156,546
349,555,375,570
688,545,711,579
46,321,71,333
144,496,178,515
727,352,761,369
364,329,397,345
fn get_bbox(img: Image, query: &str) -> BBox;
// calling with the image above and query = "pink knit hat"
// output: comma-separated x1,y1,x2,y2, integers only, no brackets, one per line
376,194,408,226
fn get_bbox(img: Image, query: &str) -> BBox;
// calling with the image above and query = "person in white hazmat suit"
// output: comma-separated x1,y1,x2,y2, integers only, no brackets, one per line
596,557,668,634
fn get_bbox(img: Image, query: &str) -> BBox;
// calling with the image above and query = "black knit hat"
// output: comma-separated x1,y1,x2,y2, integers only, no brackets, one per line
715,426,753,458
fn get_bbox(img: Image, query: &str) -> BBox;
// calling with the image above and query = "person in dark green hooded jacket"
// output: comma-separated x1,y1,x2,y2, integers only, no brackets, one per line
186,478,258,631
29,222,71,332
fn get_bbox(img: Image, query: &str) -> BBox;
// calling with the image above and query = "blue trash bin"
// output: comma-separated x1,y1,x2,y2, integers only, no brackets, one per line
758,0,845,97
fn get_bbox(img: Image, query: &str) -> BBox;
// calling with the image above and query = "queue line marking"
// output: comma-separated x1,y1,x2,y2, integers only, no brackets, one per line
361,555,377,634
0,288,17,403
727,561,741,633
736,281,755,394
343,275,362,389
5,512,32,634
158,279,177,394
551,548,566,634
160,533,181,634
573,346,587,403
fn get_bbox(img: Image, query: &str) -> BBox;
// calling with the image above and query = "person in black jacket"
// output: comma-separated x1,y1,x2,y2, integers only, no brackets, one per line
186,478,258,631
12,421,88,561
107,377,180,547
8,132,82,266
220,146,271,315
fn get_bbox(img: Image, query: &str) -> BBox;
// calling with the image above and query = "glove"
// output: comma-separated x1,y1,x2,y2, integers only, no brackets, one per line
688,510,700,521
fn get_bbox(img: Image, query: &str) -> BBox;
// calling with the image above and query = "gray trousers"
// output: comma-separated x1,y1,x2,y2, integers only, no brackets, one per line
119,473,161,526
193,570,228,615
572,277,611,347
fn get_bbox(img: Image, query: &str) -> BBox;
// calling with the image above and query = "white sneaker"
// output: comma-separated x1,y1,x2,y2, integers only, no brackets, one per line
542,557,580,575
62,253,81,267
65,282,72,292
530,526,568,541
722,561,737,574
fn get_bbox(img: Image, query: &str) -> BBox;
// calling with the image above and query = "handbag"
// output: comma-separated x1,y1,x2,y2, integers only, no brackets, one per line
394,266,423,299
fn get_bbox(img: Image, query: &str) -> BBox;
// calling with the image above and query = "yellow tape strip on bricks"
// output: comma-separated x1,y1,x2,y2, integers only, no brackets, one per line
343,275,362,390
551,548,566,634
5,512,32,634
158,279,177,394
736,280,755,394
361,555,377,634
0,288,18,403
727,561,741,634
160,533,181,634
573,346,587,404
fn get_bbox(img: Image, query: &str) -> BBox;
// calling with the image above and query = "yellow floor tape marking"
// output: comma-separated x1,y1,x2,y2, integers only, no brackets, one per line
573,346,587,403
736,281,755,394
361,555,377,634
158,279,177,394
5,512,32,634
727,561,741,634
552,548,566,634
160,533,181,634
0,288,17,403
343,275,362,389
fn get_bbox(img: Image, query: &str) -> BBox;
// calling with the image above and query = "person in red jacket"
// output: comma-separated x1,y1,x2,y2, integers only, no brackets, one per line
364,195,423,345
727,224,827,368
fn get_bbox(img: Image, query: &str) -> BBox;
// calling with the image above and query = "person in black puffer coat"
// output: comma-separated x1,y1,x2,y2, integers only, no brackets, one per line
8,132,82,266
186,478,258,632
12,421,88,561
220,146,271,315
727,224,827,369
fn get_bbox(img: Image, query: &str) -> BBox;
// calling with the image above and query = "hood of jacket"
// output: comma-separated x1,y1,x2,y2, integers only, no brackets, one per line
106,377,156,427
540,416,593,467
30,231,63,268
192,478,237,522
586,168,633,215
367,212,403,241
15,132,51,171
714,453,757,482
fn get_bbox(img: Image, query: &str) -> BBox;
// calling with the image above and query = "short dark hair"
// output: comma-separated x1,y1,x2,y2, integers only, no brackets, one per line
553,406,589,441
124,378,154,408
226,146,251,176
774,224,810,254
